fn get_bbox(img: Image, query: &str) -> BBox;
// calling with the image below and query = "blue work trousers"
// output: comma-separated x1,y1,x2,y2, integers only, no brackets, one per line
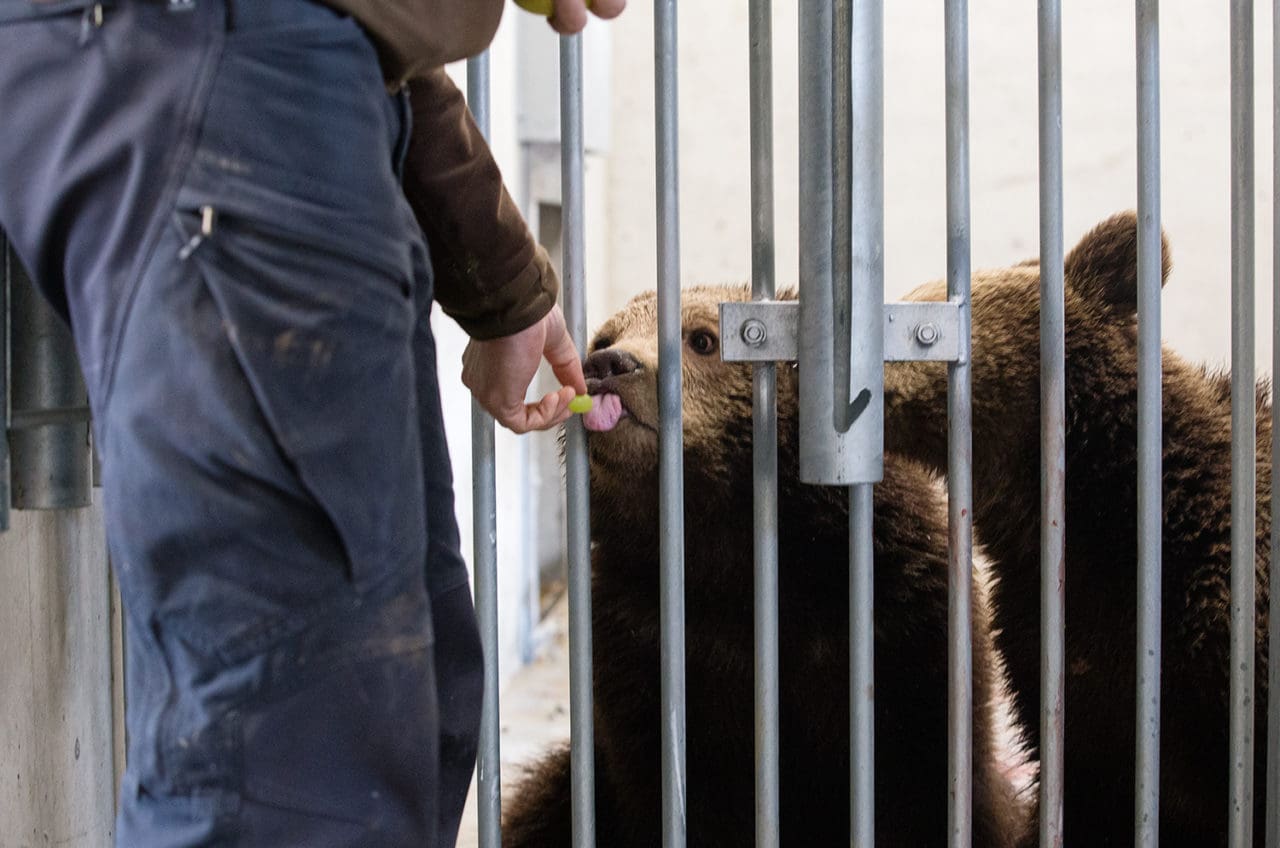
0,0,483,844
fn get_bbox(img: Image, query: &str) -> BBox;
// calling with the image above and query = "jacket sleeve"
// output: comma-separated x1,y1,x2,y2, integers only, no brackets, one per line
402,69,559,340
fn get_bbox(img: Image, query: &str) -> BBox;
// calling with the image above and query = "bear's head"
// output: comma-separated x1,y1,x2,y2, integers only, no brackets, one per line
581,285,800,537
884,210,1171,481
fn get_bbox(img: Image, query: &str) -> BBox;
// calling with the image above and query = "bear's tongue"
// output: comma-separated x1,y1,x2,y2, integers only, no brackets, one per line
583,393,626,432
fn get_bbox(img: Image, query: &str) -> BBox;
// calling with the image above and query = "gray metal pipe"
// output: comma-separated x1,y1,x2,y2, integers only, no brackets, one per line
795,0,840,829
1134,2,1163,845
800,0,882,488
944,1,974,845
834,1,883,840
1269,1,1280,842
559,32,597,848
0,237,12,530
849,483,876,847
9,249,90,512
747,0,780,844
798,0,833,499
654,1,687,844
1228,3,1257,846
466,52,502,848
823,0,884,489
1037,1,1066,844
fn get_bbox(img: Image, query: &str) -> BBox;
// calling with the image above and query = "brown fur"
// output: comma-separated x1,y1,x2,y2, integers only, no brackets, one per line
503,287,1029,847
884,211,1272,847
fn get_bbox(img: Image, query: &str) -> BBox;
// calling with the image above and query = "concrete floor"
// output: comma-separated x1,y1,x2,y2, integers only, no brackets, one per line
457,600,573,848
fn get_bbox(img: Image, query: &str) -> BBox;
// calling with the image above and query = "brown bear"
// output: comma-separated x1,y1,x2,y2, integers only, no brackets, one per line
501,287,1028,847
883,211,1272,846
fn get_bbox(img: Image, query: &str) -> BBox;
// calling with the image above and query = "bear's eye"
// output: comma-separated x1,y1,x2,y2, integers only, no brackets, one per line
688,330,718,357
591,336,614,353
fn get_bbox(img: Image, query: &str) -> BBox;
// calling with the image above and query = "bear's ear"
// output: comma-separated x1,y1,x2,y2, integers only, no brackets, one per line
1063,211,1171,315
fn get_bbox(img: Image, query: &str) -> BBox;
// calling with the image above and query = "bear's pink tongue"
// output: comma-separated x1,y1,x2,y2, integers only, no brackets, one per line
583,393,626,432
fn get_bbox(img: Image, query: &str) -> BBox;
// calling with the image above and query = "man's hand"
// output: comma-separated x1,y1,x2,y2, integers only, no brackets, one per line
462,304,588,434
548,0,625,36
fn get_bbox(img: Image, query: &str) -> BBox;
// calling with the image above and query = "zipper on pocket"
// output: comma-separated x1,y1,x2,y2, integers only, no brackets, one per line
177,205,217,261
174,203,412,300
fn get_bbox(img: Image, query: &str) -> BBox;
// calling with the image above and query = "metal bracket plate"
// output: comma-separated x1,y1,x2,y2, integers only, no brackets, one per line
720,299,964,364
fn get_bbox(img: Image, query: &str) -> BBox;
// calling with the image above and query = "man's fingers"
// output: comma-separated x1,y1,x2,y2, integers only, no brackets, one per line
540,306,588,394
590,0,625,19
549,0,589,34
493,387,574,434
545,333,587,395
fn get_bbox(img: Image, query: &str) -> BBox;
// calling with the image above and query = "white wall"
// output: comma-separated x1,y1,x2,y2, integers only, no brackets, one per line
605,0,1275,372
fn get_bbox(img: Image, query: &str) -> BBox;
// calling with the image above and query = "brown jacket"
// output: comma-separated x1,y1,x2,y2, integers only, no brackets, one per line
321,1,560,340
402,70,560,340
322,0,505,86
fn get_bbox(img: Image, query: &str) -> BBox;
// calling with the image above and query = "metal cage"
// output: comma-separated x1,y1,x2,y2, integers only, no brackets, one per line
468,2,1274,847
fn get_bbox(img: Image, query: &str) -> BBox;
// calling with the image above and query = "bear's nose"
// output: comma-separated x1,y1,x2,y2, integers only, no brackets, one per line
584,349,641,389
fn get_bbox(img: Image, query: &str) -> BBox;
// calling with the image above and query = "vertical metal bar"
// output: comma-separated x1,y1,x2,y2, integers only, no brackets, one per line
849,484,876,847
839,0,883,841
847,0,884,482
467,52,502,848
1037,1,1067,845
654,1,687,845
8,258,92,510
560,32,597,848
801,0,879,487
747,0,779,845
944,0,974,845
796,2,839,833
1134,2,1163,845
832,0,852,375
797,0,832,420
831,9,858,839
1269,1,1280,840
1229,3,1257,845
0,234,12,531
828,0,884,488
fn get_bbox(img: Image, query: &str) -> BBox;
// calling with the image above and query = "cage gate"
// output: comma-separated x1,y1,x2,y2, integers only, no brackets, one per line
464,2,1278,848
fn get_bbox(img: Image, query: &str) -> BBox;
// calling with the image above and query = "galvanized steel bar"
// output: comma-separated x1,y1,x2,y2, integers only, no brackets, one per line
798,0,839,479
0,234,11,530
560,32,597,848
847,0,884,489
8,249,91,511
1228,2,1257,845
944,0,974,845
1036,1,1067,844
654,1,687,844
800,0,877,488
838,0,883,840
829,0,884,488
831,0,852,450
1269,1,1280,841
849,484,876,847
797,0,833,498
466,52,502,848
1134,2,1163,845
747,0,780,844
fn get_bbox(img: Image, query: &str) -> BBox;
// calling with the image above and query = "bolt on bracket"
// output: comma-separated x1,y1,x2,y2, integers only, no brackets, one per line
720,299,964,364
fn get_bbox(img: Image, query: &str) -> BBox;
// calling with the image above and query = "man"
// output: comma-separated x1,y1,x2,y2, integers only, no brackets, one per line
0,0,621,844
